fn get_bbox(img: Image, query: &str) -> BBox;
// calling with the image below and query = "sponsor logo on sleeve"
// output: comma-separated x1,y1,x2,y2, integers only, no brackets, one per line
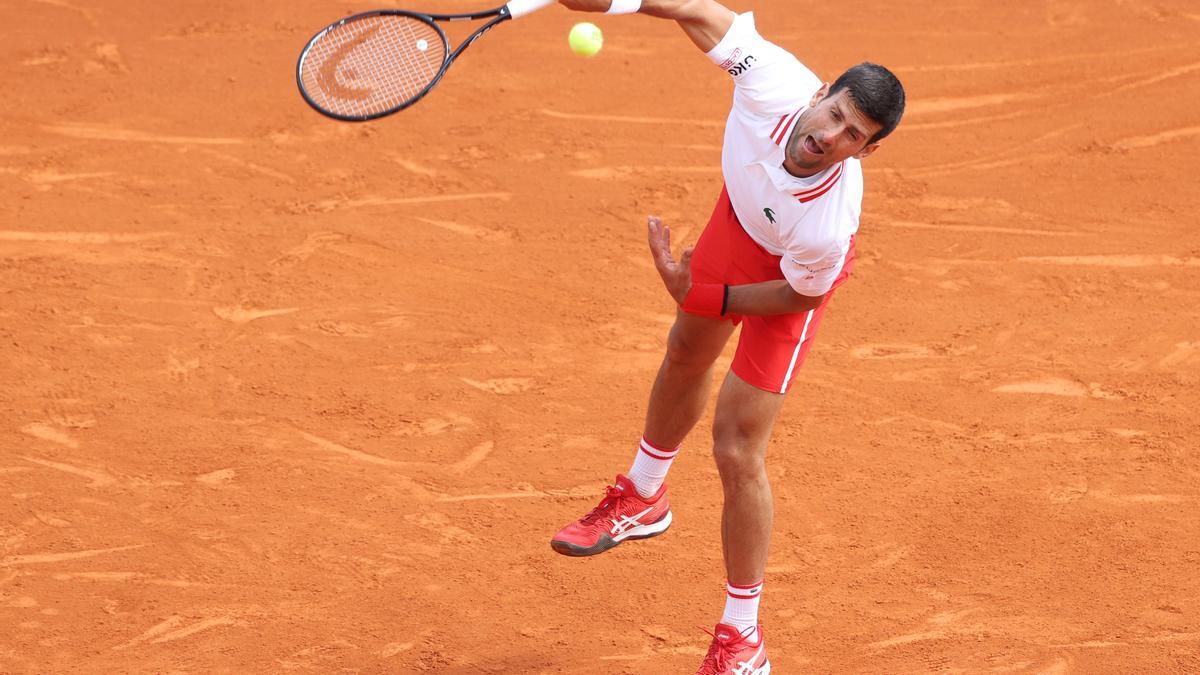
727,54,757,76
789,258,837,281
718,48,742,70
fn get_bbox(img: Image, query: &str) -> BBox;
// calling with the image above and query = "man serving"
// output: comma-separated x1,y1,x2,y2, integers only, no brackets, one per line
551,1,905,671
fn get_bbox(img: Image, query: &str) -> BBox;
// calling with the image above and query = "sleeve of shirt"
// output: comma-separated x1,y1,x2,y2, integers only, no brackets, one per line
780,245,848,297
704,12,822,117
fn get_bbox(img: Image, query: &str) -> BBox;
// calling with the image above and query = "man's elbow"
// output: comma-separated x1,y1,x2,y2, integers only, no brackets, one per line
787,288,825,313
643,0,712,19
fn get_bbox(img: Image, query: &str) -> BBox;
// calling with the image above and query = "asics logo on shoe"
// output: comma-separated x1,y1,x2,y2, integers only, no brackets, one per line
731,644,768,675
609,506,654,536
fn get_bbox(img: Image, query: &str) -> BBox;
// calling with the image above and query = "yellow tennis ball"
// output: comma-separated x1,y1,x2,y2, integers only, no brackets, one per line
568,22,603,57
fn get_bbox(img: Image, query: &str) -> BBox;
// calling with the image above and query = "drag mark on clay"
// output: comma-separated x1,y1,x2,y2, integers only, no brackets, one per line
450,441,494,475
1158,342,1200,369
893,43,1190,75
29,0,98,26
114,615,240,650
908,125,1080,177
392,157,437,176
1113,125,1200,150
1017,254,1200,267
570,165,722,179
905,92,1035,116
879,220,1082,237
195,148,297,184
312,192,510,211
869,630,949,648
436,486,598,503
195,468,236,485
850,343,945,360
902,108,1032,131
19,423,80,448
459,377,533,394
42,123,242,145
50,571,228,588
378,642,414,657
1,544,148,567
1090,490,1191,505
1034,656,1072,675
212,306,299,323
1109,61,1200,94
1051,632,1200,648
598,645,709,661
414,216,512,241
540,108,723,128
0,230,174,243
17,169,115,191
993,378,1086,397
22,456,116,487
298,431,419,469
270,231,348,266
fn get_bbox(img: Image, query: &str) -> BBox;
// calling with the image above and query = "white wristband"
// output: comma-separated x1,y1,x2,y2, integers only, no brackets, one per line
606,0,641,14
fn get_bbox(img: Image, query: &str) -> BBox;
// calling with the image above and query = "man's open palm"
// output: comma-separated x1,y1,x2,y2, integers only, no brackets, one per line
647,216,693,305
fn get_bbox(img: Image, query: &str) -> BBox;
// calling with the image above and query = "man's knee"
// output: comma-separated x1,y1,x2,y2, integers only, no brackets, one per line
711,418,769,478
710,374,782,478
662,317,726,373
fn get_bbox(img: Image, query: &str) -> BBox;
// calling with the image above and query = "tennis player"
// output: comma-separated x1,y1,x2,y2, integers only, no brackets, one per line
551,0,905,671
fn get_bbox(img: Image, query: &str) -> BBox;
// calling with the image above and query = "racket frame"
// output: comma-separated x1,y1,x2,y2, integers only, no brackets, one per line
296,6,515,121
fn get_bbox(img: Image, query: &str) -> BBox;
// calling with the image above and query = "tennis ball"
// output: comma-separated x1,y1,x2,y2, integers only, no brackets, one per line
568,22,603,58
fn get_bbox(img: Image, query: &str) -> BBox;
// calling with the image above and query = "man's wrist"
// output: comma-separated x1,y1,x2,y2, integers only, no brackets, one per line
606,0,641,14
681,282,727,318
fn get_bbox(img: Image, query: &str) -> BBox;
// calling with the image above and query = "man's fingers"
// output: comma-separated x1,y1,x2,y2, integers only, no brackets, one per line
646,216,661,248
680,246,694,266
647,216,675,266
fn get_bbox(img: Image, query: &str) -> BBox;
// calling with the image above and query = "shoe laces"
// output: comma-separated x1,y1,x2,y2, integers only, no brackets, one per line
579,484,626,525
696,625,754,674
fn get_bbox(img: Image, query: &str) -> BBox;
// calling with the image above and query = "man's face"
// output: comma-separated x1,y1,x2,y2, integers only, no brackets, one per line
784,84,883,177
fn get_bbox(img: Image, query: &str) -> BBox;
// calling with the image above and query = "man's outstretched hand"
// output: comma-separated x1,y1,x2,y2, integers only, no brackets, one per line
647,215,692,305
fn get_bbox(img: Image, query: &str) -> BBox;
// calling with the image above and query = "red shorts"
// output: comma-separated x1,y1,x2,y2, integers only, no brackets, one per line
688,185,855,394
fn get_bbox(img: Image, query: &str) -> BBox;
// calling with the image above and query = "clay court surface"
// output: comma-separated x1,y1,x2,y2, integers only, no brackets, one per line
3,0,1199,672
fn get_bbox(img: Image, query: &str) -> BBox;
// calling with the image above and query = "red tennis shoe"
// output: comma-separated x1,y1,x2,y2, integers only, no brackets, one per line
696,623,770,674
549,474,671,557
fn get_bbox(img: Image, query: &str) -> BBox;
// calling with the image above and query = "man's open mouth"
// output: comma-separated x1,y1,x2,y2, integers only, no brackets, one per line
804,135,823,155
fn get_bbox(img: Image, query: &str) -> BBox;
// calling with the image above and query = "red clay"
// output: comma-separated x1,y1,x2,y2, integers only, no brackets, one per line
2,1,1198,672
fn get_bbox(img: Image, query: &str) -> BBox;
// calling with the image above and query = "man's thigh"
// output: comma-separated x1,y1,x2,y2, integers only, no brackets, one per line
665,307,736,366
731,290,837,395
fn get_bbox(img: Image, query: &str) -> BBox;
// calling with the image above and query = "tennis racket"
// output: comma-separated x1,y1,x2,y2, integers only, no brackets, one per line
296,0,556,121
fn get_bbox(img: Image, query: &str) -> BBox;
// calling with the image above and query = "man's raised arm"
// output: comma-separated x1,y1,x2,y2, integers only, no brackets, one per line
558,0,735,53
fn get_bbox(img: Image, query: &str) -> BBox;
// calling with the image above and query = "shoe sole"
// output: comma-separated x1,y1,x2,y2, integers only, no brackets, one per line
550,510,672,557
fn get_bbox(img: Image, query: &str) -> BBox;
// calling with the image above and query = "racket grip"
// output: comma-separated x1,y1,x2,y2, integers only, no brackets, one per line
507,0,555,19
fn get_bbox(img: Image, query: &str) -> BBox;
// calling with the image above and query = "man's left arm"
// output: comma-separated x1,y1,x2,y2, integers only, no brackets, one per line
648,216,825,317
726,280,824,315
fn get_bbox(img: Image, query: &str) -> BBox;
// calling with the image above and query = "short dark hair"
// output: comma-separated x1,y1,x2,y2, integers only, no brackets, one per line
829,62,905,144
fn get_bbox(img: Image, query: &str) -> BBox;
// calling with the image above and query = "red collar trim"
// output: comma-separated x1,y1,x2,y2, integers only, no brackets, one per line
792,162,844,203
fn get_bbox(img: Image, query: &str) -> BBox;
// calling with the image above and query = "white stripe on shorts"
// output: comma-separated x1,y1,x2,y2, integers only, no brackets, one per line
778,309,815,394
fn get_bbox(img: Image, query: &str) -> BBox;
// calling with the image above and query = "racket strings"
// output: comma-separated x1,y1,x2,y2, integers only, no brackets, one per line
300,15,447,118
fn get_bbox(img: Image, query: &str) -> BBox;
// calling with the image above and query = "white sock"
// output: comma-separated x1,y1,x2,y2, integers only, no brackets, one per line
721,580,763,644
626,436,679,498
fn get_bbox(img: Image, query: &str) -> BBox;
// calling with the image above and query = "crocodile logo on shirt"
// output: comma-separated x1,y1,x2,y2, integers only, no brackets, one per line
763,207,776,224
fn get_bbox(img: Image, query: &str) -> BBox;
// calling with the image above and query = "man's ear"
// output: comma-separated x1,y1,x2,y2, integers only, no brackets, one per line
855,141,881,160
809,82,831,107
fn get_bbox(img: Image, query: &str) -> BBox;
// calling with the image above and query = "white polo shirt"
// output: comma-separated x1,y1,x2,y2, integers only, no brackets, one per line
705,12,863,297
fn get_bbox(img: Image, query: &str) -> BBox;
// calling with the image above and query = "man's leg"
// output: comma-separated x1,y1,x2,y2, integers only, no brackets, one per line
549,309,734,556
621,308,736,498
643,309,737,447
707,370,786,652
712,371,784,582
